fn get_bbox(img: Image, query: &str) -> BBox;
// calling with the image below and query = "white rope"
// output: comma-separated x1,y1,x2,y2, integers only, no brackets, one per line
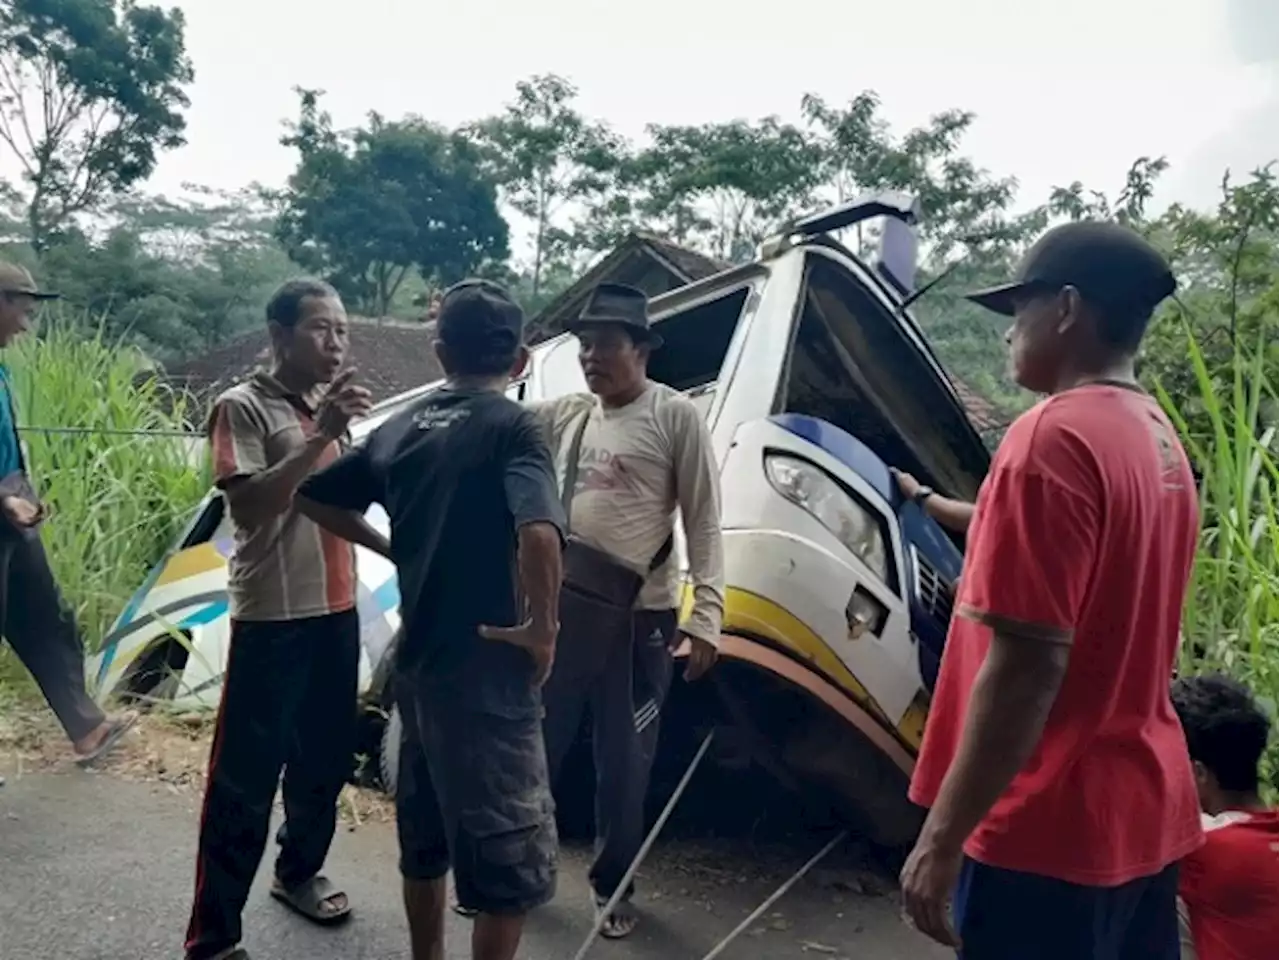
571,729,716,960
698,828,850,960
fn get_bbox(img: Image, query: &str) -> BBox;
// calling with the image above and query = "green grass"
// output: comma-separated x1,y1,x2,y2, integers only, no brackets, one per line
1156,330,1279,798
2,316,209,660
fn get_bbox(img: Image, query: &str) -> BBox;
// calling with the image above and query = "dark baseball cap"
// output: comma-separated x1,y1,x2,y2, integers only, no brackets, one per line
435,279,525,367
0,261,59,300
967,221,1176,318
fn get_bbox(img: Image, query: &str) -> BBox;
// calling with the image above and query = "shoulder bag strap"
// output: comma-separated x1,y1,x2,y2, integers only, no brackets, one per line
560,410,591,531
647,532,674,573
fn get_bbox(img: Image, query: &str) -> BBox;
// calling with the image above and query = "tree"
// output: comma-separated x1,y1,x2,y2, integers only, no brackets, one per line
1140,163,1278,444
626,117,825,261
1048,156,1170,226
801,92,1020,262
0,0,194,249
470,74,624,296
274,89,509,316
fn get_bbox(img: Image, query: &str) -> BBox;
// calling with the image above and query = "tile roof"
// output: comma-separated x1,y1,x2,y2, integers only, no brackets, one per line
527,232,733,344
631,232,732,282
948,376,1004,434
159,318,443,420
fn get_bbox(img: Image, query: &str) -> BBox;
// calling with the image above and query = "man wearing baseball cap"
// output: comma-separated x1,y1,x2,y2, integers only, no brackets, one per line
297,279,565,960
900,222,1203,959
0,261,138,767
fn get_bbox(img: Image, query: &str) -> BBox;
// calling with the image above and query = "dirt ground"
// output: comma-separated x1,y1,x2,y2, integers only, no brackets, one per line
0,699,396,825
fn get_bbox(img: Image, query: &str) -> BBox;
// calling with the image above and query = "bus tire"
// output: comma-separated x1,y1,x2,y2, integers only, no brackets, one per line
380,703,402,798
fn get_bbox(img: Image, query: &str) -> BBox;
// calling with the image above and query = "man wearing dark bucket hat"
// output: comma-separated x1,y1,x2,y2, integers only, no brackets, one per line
0,261,138,768
900,222,1203,959
521,282,724,939
298,279,565,960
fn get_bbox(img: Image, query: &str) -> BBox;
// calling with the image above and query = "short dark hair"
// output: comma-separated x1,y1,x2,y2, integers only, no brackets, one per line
1171,673,1271,793
266,278,338,329
1092,300,1156,352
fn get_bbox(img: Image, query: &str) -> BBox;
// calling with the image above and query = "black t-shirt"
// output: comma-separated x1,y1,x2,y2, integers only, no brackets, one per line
298,386,564,712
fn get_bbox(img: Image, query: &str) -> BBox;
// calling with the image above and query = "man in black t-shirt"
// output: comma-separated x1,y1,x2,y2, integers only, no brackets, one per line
297,280,565,960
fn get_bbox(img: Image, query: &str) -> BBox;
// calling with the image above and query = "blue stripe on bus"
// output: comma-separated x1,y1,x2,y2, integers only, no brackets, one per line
98,574,403,685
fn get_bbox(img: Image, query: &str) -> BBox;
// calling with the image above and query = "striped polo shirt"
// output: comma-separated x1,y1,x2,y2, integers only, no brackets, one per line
208,371,356,622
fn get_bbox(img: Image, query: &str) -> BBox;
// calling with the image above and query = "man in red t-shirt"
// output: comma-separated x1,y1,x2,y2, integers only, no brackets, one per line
1171,673,1278,960
900,221,1204,959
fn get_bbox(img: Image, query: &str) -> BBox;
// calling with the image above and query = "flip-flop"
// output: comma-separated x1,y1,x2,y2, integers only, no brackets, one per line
452,901,480,918
185,947,250,960
593,892,639,940
270,875,351,926
74,712,138,768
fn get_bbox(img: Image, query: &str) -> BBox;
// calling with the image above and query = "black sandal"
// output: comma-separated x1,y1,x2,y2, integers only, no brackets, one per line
269,875,351,926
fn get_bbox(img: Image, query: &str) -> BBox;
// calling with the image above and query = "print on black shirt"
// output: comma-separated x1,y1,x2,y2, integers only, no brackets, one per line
298,387,565,712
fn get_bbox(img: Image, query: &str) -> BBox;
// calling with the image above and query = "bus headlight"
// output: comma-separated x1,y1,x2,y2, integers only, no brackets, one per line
765,452,889,582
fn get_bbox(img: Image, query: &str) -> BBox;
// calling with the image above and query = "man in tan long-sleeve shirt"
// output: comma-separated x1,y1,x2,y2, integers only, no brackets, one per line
530,283,724,939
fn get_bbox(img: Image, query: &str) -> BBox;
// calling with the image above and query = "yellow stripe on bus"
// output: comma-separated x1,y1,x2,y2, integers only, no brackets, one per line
154,542,226,587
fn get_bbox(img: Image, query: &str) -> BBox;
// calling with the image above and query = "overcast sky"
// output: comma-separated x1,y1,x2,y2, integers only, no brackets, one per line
11,0,1280,227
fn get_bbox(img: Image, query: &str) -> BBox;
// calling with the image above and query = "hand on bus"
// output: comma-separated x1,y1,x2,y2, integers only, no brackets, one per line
891,468,922,501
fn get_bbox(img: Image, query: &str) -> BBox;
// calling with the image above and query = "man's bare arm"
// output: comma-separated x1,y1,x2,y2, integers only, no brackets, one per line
925,495,976,534
296,497,391,559
518,521,562,634
224,435,332,527
915,628,1071,850
481,520,564,685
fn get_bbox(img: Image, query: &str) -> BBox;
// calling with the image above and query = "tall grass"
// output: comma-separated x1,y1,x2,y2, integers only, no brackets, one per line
3,318,209,654
1156,331,1280,797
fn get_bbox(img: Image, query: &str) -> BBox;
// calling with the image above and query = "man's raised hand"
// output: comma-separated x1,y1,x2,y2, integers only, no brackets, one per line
317,368,373,440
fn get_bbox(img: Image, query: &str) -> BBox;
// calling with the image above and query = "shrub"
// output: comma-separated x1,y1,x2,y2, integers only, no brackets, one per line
1157,330,1279,799
3,315,208,653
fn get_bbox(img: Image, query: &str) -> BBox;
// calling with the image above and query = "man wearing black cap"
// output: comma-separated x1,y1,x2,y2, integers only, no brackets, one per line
297,279,565,960
900,222,1202,959
528,282,724,938
0,261,137,767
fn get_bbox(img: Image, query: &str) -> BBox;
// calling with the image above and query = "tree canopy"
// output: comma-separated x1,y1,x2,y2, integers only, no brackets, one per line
273,89,509,317
0,0,193,249
0,66,1270,447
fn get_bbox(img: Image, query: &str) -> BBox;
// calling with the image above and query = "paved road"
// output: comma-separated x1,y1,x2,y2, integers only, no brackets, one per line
0,769,944,960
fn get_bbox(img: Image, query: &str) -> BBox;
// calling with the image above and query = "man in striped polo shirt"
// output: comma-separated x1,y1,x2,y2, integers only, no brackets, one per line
183,279,391,960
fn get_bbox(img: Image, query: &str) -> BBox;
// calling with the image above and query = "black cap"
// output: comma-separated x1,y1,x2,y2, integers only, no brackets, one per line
567,282,663,348
967,221,1176,317
436,279,525,367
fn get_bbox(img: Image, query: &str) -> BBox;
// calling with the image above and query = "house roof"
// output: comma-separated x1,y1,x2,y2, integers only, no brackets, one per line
161,317,444,419
527,232,731,344
949,378,1004,435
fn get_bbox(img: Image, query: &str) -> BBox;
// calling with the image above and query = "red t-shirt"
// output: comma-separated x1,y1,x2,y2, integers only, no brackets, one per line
1180,809,1279,960
909,383,1204,886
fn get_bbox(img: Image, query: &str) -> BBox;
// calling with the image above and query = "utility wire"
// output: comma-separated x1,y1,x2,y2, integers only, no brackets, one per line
16,425,201,439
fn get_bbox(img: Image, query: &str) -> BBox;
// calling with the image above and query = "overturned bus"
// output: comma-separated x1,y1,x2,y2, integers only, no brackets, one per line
86,194,989,848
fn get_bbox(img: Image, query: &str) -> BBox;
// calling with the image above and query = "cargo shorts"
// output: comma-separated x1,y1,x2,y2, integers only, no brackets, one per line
394,677,558,916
